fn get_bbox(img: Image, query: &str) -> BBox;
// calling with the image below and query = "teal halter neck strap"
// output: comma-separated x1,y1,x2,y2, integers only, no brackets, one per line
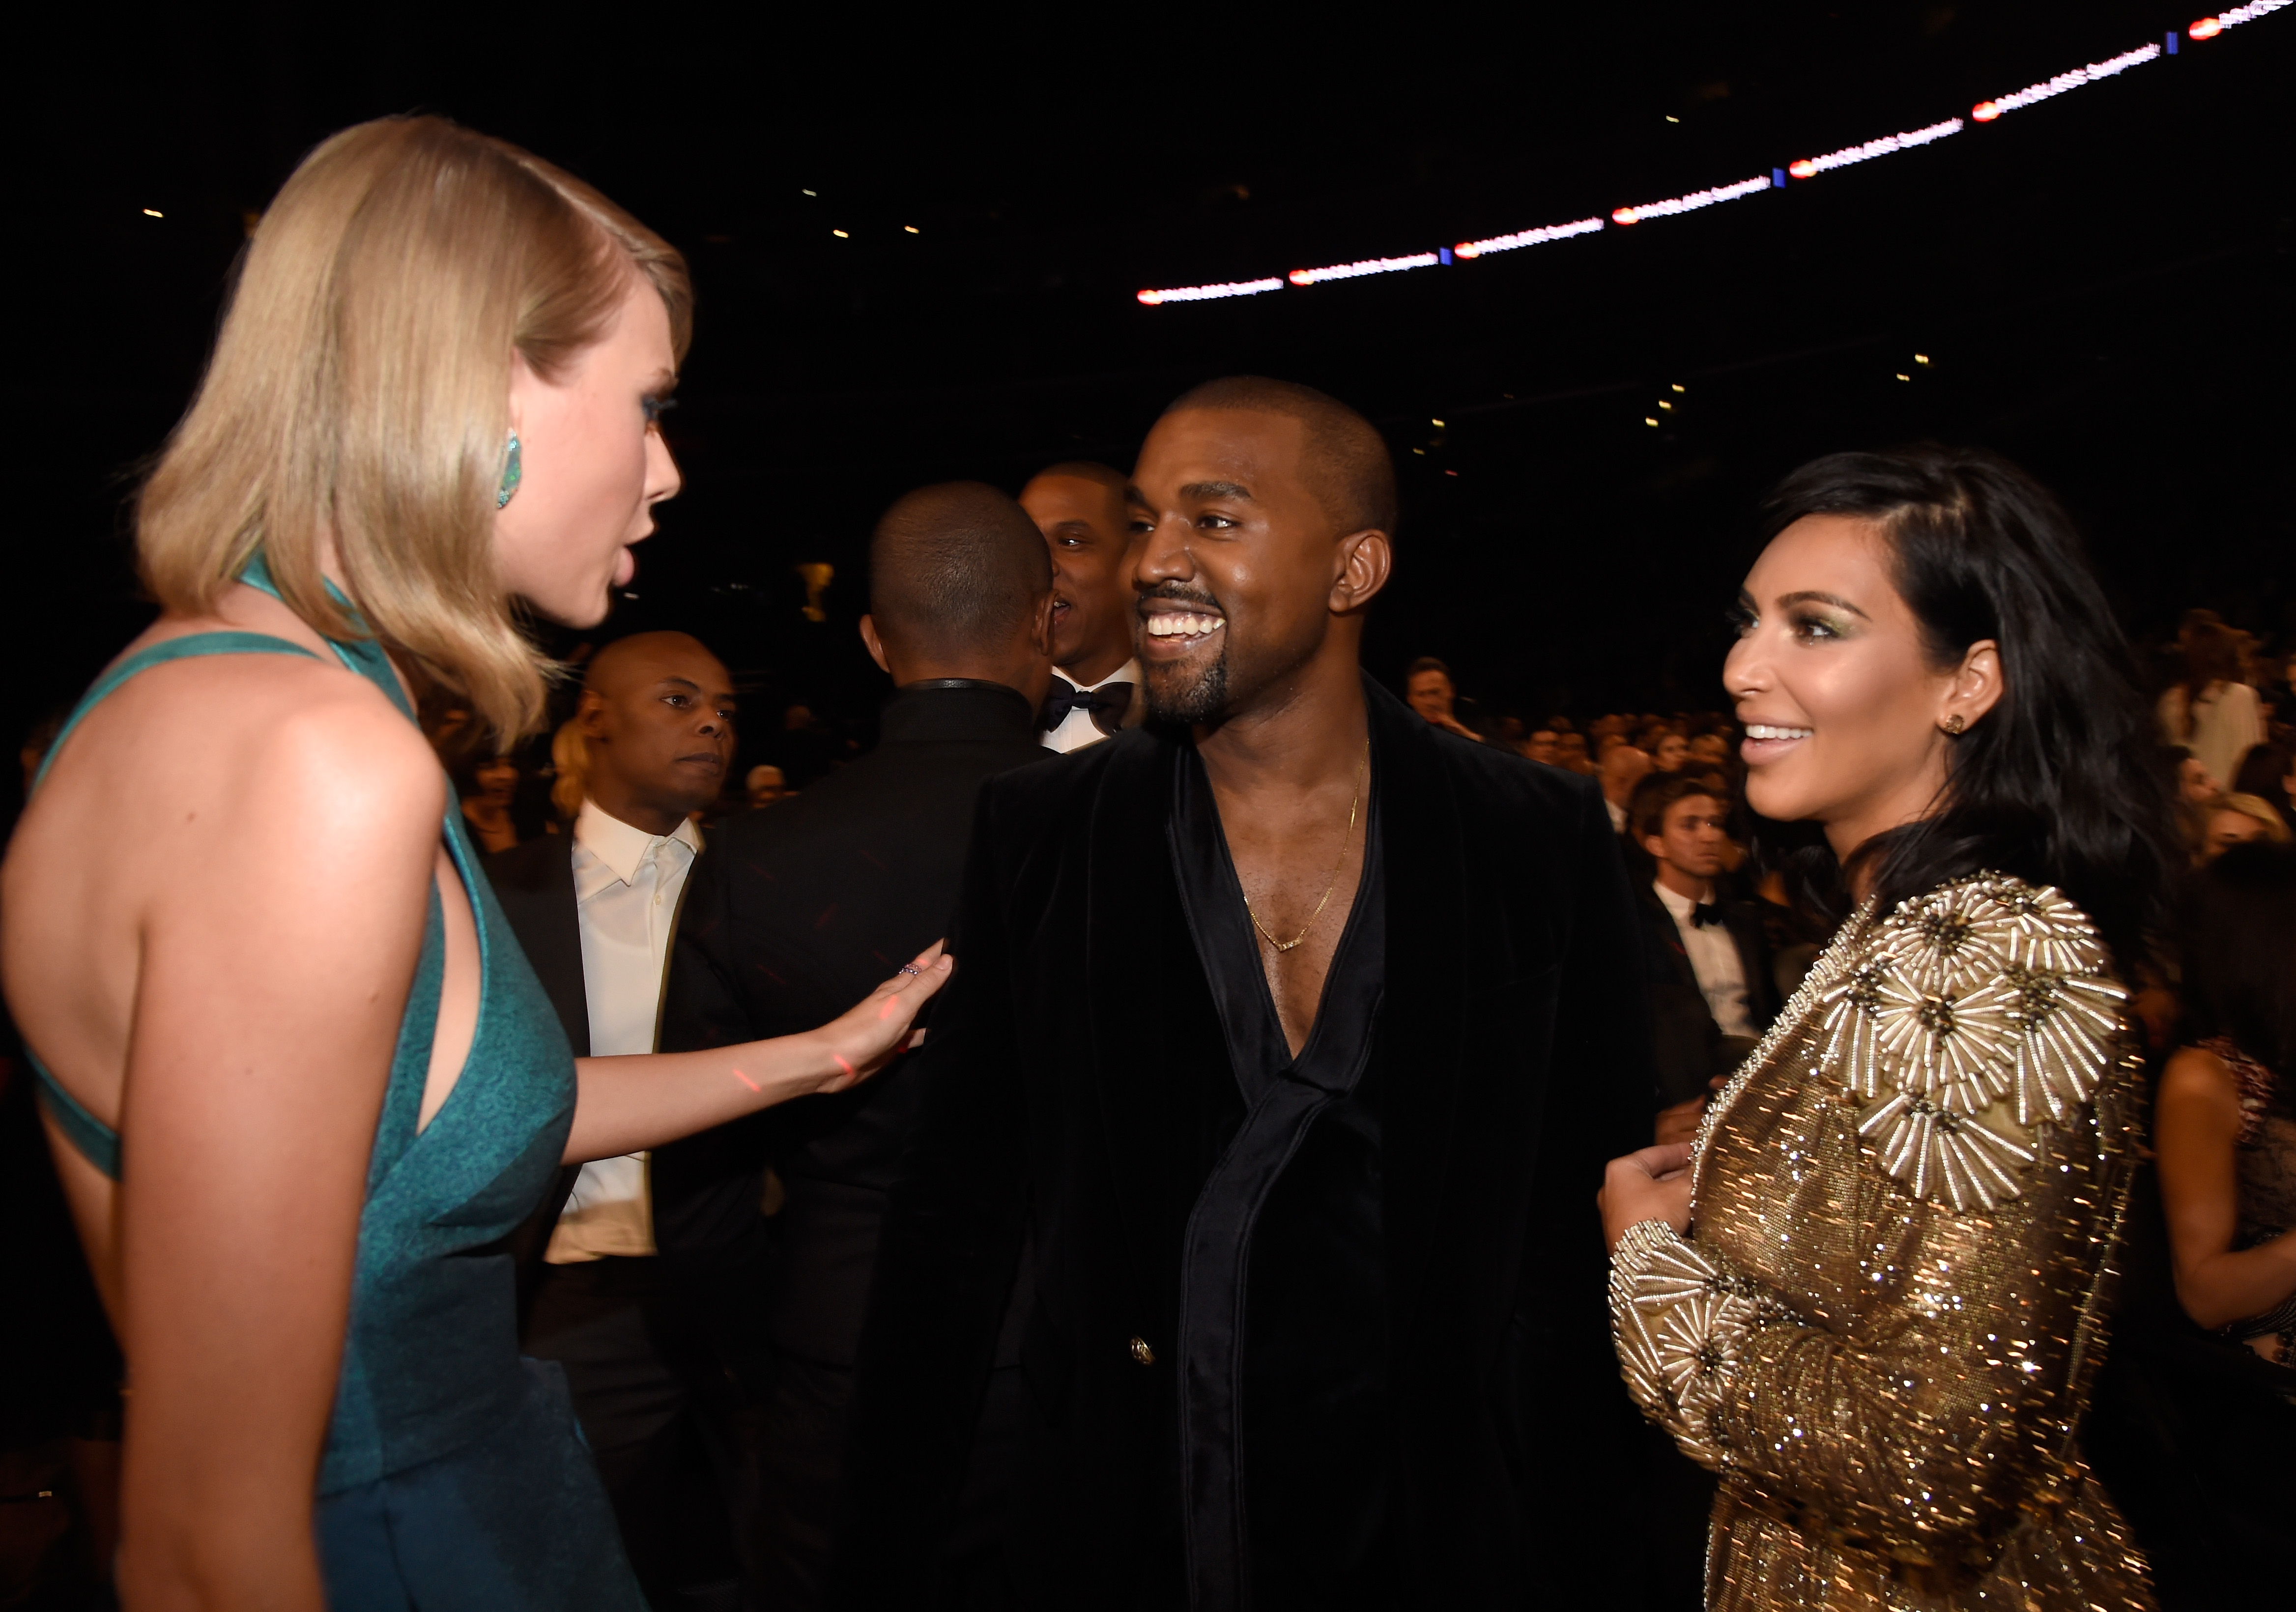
237,553,417,722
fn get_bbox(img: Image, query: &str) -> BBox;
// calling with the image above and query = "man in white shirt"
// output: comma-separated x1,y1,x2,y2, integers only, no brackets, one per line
1626,773,1778,1147
1020,461,1143,751
487,630,740,1607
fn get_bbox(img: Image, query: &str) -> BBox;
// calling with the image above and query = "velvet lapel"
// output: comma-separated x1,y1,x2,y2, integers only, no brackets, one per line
1083,730,1203,1295
1364,678,1471,1322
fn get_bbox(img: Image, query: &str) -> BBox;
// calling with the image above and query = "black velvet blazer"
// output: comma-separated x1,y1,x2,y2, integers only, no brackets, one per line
834,677,1653,1610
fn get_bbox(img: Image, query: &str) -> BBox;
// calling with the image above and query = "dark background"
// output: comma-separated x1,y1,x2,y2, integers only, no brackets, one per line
8,1,2291,784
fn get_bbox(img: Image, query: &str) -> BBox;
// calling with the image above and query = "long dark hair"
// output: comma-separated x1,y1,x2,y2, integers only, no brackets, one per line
1749,445,2180,966
2180,840,2296,1082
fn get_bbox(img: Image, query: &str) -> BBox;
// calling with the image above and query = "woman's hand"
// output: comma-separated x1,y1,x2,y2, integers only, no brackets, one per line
1600,1142,1693,1253
809,942,954,1095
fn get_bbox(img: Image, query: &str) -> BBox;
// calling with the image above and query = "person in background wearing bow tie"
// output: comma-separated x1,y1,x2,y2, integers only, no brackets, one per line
1020,461,1144,751
1627,773,1778,1149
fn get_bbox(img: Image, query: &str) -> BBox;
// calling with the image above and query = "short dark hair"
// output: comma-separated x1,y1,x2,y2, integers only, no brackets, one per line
868,482,1052,660
1629,772,1728,844
1749,445,2180,964
1027,460,1128,490
1162,375,1398,536
1405,657,1452,681
2181,840,2296,1083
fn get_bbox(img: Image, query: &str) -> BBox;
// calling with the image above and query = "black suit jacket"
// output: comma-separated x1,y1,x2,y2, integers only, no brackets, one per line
481,834,590,1319
651,682,1050,1372
1634,882,1779,1110
833,677,1652,1609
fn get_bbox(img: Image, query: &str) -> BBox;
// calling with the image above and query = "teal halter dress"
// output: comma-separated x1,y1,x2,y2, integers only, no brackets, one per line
26,566,644,1612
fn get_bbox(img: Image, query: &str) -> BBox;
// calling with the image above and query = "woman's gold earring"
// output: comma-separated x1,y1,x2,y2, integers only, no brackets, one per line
1942,714,1967,736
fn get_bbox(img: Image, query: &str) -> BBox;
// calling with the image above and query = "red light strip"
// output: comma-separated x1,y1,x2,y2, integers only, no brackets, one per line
1135,278,1286,306
1135,12,2289,306
1288,253,1441,286
1454,218,1606,259
1971,41,2160,121
1788,118,1962,179
1611,174,1774,227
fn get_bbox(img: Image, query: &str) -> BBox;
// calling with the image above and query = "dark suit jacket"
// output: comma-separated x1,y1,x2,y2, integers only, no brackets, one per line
650,682,1050,1373
1634,882,1779,1110
833,677,1652,1610
481,834,590,1319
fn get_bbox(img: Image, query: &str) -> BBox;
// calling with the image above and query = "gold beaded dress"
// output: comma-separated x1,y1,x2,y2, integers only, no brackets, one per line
1610,874,2154,1610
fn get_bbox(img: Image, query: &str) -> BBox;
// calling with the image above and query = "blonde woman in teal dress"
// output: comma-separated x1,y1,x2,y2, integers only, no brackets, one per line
0,117,950,1611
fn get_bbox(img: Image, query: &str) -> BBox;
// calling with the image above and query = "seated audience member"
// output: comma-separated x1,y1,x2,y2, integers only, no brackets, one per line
1556,730,1595,776
2161,610,2264,791
454,749,522,853
1627,773,1778,1146
2232,742,2296,823
2171,746,2218,807
2205,793,2291,859
487,633,746,1610
2096,842,2296,1607
1600,738,1652,833
653,483,1054,1612
1019,461,1142,752
1686,728,1729,769
1404,656,1481,741
745,763,791,809
1522,726,1561,767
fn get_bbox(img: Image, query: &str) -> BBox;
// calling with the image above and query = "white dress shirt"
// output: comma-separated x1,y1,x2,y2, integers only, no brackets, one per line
1653,879,1757,1040
544,800,703,1264
1041,658,1142,754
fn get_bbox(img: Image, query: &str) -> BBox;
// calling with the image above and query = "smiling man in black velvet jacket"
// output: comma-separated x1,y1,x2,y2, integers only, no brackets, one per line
833,378,1652,1612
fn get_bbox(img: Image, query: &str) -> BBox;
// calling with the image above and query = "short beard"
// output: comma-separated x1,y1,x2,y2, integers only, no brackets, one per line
1137,580,1232,725
1144,644,1231,725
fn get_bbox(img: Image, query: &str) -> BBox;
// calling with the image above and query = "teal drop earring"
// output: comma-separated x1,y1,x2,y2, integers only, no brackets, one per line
497,431,522,509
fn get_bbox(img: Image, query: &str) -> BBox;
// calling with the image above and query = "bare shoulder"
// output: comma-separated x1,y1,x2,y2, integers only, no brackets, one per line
2158,1045,2241,1117
6,625,449,943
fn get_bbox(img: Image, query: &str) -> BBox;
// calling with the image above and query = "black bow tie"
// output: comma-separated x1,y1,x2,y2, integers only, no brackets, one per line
1688,901,1725,929
1042,678,1132,736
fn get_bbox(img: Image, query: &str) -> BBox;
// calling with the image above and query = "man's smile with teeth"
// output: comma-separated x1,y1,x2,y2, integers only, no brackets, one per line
1145,612,1225,640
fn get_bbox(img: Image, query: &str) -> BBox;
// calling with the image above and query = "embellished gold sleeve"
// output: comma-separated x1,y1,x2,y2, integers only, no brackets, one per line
1609,1219,1773,1471
1611,875,2142,1570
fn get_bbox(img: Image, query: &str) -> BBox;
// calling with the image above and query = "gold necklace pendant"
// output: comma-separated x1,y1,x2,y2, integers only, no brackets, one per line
1245,740,1369,954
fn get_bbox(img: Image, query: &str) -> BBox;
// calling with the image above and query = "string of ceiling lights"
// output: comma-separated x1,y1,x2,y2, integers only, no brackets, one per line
1134,5,2290,307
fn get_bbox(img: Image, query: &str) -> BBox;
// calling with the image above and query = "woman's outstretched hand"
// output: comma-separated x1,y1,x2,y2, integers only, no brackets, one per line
810,941,953,1095
1599,1142,1694,1253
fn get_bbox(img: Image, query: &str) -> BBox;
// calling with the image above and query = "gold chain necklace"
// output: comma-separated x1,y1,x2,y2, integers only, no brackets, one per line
1244,740,1370,954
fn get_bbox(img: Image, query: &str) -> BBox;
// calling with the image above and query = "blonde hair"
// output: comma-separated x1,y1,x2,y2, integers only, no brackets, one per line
2215,792,2293,843
550,719,589,823
137,115,692,742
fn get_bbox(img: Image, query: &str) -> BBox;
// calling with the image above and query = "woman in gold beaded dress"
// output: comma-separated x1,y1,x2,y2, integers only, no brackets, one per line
1599,447,2181,1611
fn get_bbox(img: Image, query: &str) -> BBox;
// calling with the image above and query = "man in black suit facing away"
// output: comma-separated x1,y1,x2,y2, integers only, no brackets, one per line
650,482,1055,1611
485,631,745,1609
833,378,1651,1611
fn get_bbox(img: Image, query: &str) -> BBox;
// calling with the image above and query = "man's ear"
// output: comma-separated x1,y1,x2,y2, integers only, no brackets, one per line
1640,833,1666,862
574,687,608,739
859,614,892,676
1030,591,1056,659
1332,529,1393,615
